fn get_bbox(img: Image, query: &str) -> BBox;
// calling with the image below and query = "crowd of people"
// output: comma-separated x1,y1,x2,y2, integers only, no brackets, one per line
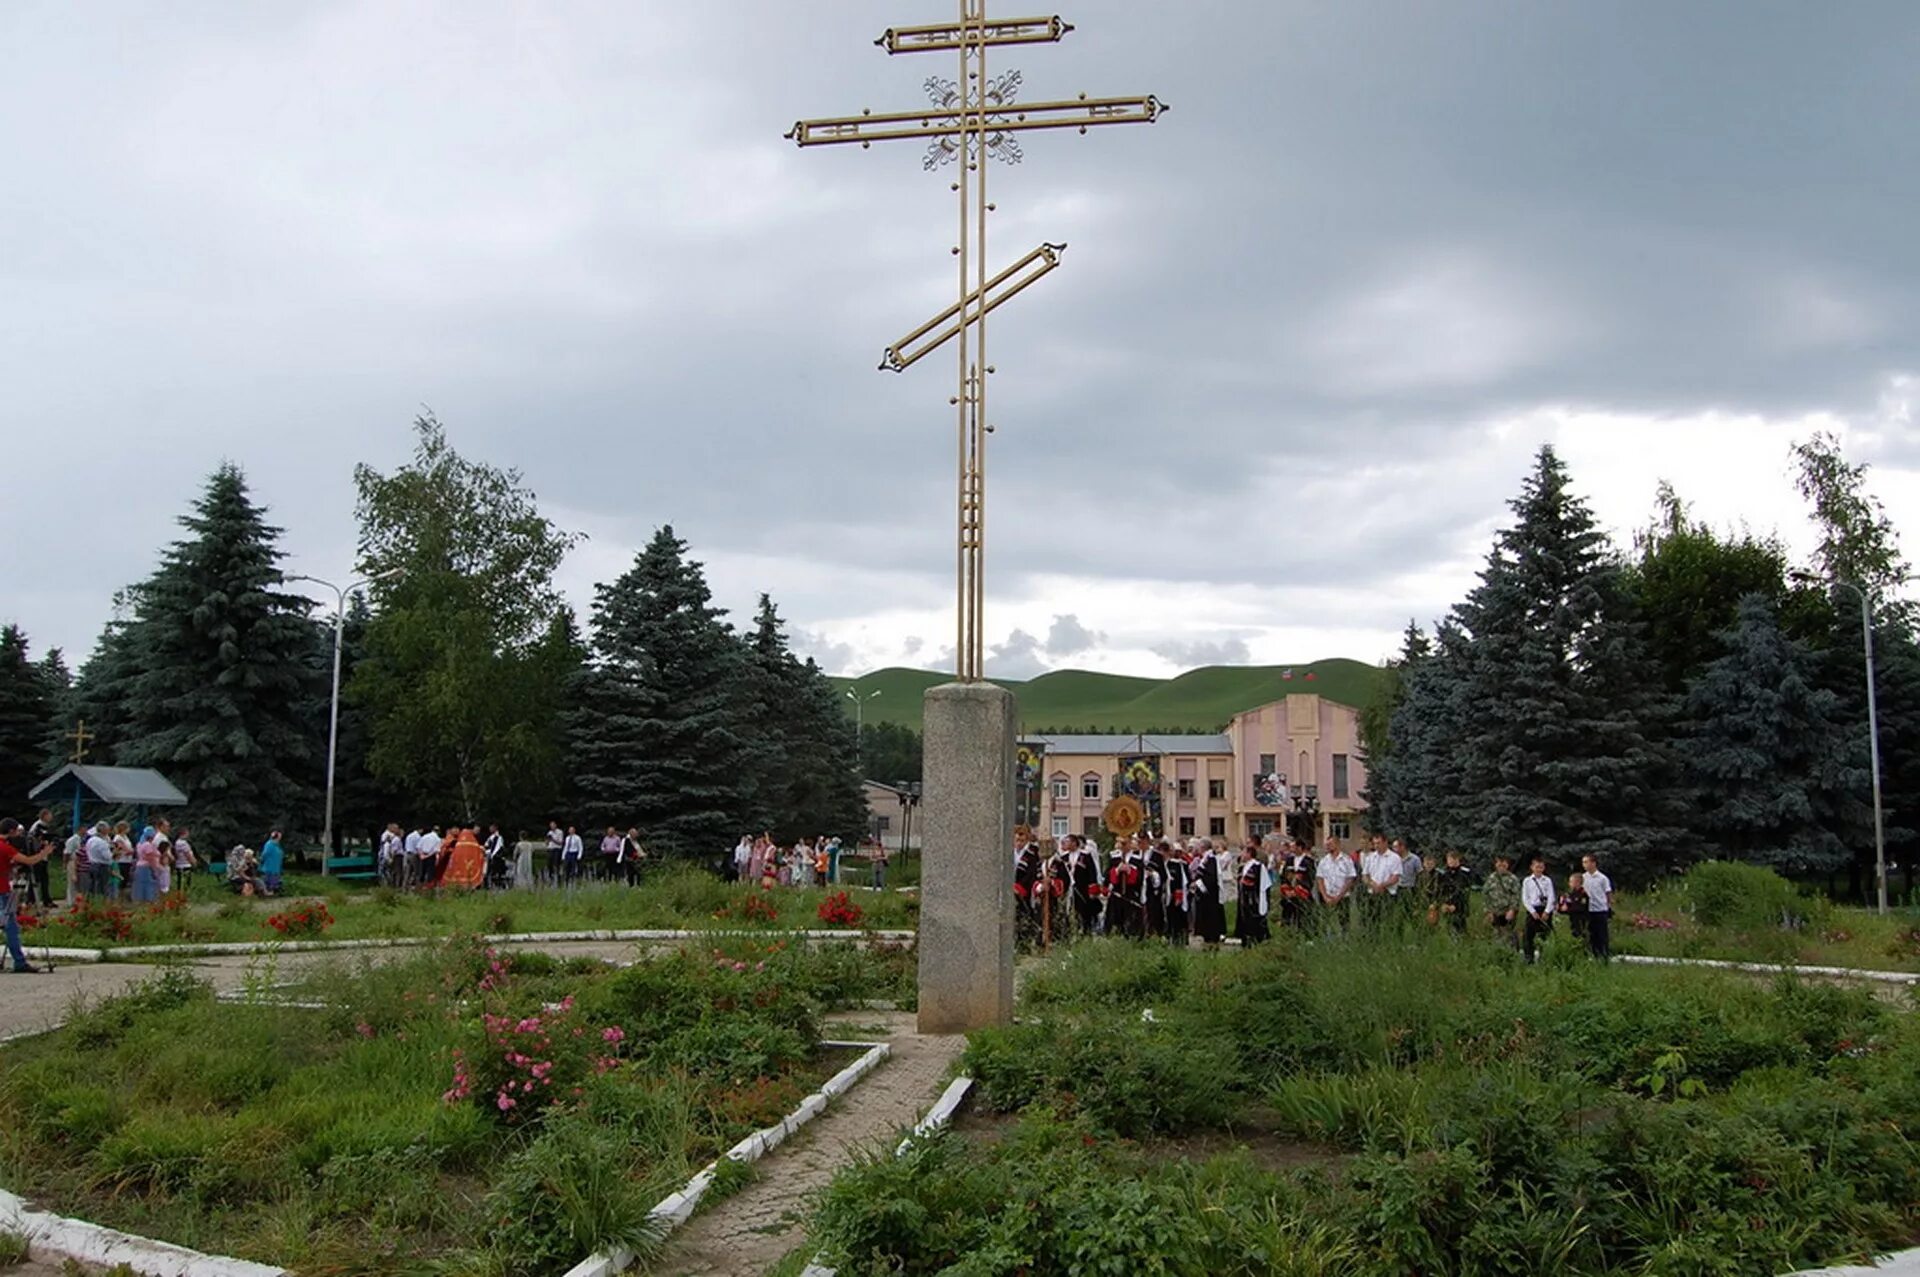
727,834,867,888
1013,831,1616,963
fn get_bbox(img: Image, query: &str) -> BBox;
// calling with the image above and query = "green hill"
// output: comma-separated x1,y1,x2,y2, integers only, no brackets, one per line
831,659,1386,733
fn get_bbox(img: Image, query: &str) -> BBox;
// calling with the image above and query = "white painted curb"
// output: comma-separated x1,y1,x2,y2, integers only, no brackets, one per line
0,1186,286,1277
1790,1250,1920,1275
559,1039,893,1277
803,1075,975,1277
1617,954,1920,985
897,1076,974,1155
22,927,916,964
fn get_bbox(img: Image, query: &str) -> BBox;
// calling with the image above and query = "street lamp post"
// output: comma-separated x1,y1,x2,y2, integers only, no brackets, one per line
845,687,882,736
1793,571,1902,915
1833,579,1888,915
288,569,399,875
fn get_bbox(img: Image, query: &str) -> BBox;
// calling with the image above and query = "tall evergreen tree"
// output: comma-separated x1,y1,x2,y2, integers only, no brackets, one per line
1446,446,1681,882
1686,596,1863,874
570,527,754,856
117,464,322,850
0,624,60,809
1359,620,1430,837
1376,619,1473,856
738,596,866,840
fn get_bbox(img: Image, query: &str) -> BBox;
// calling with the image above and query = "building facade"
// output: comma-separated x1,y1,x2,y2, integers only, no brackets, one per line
1026,693,1370,847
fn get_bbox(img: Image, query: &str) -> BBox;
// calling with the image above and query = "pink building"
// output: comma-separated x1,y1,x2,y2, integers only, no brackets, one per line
1027,693,1370,846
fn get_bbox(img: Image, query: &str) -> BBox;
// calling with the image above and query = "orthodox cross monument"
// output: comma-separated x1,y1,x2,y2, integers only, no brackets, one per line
788,3,1165,1030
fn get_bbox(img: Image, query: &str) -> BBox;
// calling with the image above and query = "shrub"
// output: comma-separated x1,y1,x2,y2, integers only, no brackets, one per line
965,1019,1231,1137
0,1229,27,1268
1684,861,1808,930
458,1110,665,1275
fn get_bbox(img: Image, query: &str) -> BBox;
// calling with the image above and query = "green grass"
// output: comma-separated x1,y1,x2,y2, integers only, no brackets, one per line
19,865,917,951
800,935,1920,1276
0,937,915,1276
833,659,1387,732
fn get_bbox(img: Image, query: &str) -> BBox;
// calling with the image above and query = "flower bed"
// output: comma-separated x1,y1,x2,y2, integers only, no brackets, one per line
0,934,911,1277
797,935,1920,1276
17,866,917,950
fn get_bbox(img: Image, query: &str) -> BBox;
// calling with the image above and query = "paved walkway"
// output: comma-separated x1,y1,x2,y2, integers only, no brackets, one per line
0,941,652,1044
648,1012,966,1277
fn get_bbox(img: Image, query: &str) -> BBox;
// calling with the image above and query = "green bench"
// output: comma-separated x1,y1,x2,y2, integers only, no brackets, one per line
324,854,379,882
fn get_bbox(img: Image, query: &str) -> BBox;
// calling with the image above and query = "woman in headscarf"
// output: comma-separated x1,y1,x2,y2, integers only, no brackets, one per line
132,826,163,903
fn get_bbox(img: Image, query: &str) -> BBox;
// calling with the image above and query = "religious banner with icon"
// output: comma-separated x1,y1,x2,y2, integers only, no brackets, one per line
1116,755,1161,800
1253,771,1289,808
1015,743,1045,787
1015,743,1045,827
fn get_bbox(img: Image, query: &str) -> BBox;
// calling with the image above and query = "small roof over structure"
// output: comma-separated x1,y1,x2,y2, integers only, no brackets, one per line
30,764,189,807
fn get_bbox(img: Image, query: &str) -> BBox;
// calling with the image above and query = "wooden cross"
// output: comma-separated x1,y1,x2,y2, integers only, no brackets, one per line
68,719,93,764
787,3,1166,681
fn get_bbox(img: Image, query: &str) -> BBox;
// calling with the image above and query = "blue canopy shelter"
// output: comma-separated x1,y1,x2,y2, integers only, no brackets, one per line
29,764,188,837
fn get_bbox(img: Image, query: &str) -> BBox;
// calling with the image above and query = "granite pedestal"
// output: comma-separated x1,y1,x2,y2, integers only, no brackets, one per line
916,681,1016,1034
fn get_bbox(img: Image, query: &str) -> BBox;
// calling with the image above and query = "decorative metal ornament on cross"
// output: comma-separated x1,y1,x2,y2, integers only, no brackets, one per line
786,3,1166,682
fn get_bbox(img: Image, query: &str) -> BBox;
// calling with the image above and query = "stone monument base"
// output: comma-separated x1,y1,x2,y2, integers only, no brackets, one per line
916,680,1016,1034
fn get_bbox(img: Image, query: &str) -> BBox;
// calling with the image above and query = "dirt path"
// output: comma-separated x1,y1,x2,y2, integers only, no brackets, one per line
647,1012,965,1277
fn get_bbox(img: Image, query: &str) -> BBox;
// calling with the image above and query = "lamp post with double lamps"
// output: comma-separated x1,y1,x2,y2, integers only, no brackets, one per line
288,568,401,874
845,687,883,736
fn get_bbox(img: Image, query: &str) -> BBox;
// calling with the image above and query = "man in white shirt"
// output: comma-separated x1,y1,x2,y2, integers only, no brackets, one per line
561,825,584,883
402,827,423,888
378,824,403,886
416,826,443,890
1520,854,1557,964
1395,838,1422,894
1363,833,1403,931
1315,836,1355,934
83,823,114,900
1581,854,1614,961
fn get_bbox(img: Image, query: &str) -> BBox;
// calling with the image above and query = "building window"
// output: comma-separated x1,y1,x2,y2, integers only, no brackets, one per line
1051,816,1069,839
1176,778,1194,800
1051,776,1068,802
1248,818,1274,839
1259,753,1275,774
1332,754,1350,799
1082,816,1102,837
1207,778,1226,801
1208,817,1226,837
1081,775,1101,801
1178,817,1195,837
1330,817,1352,841
875,815,891,832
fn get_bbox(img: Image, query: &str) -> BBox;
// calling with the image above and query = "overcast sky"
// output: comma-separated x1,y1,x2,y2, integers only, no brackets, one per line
5,2,1918,680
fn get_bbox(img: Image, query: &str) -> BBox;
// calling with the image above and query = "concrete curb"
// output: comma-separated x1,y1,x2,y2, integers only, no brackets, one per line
1790,1250,1920,1275
0,1186,285,1277
1616,954,1920,985
803,1075,974,1277
22,927,917,964
559,1039,893,1277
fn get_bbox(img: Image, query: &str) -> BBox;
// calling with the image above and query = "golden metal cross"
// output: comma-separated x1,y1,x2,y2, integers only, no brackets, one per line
68,719,93,764
787,2,1165,682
